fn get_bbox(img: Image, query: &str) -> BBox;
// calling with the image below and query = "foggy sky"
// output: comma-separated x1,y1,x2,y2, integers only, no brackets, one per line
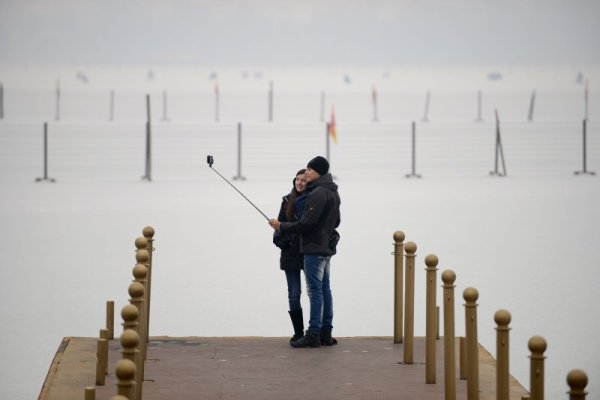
1,0,599,66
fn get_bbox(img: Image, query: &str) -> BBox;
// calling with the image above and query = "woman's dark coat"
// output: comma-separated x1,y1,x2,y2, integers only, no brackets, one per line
273,194,304,270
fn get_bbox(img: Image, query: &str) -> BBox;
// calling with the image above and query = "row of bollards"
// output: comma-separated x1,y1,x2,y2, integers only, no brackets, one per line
85,226,155,400
392,230,590,400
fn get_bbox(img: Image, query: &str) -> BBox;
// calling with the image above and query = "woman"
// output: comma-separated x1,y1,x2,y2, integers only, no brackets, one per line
273,169,307,342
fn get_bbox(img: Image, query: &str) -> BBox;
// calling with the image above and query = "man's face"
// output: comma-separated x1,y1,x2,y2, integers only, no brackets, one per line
305,167,319,183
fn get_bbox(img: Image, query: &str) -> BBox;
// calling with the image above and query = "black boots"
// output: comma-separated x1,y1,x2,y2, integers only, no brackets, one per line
320,327,338,346
288,309,304,343
290,331,321,348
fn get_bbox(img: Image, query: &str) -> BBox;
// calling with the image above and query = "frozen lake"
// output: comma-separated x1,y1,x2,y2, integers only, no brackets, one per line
0,65,599,399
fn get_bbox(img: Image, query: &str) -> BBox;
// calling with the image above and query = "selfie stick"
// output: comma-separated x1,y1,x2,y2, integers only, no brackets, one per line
206,155,269,221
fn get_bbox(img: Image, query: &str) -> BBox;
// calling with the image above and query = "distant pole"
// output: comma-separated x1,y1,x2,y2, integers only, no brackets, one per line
55,79,61,121
215,83,220,122
422,91,430,122
268,80,274,122
372,85,379,122
528,90,536,122
406,121,422,178
584,79,589,121
142,94,152,181
490,109,507,177
0,82,4,119
475,90,483,122
326,122,331,163
161,90,170,121
109,90,115,121
574,119,595,176
35,122,56,183
320,91,325,122
233,122,246,180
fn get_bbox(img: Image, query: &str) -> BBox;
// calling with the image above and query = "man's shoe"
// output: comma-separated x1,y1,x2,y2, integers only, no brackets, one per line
320,328,338,346
291,331,321,348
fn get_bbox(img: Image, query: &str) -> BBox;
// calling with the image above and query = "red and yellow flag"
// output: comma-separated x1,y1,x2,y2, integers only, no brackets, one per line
328,106,338,144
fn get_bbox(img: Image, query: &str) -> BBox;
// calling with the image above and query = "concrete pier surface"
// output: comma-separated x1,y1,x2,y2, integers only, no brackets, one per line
39,336,528,400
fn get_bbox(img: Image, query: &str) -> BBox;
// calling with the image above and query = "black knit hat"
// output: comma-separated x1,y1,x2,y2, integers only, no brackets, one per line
307,156,329,175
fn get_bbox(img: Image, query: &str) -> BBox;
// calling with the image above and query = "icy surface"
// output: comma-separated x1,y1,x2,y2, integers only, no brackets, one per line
0,65,599,400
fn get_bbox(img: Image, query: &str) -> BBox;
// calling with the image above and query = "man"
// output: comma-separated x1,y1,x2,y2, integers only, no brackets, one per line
269,156,341,348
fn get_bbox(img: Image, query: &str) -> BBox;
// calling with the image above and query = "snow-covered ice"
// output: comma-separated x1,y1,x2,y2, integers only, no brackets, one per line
0,65,599,400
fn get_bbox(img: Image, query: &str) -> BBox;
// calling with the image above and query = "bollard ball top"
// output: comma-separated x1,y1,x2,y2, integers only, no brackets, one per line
128,282,145,298
115,359,136,380
132,263,148,280
494,309,511,326
121,304,139,322
441,269,456,284
405,241,417,254
566,369,588,390
135,249,149,263
143,226,155,239
528,335,547,353
120,329,140,349
393,231,405,243
135,237,148,250
425,254,438,267
463,287,479,302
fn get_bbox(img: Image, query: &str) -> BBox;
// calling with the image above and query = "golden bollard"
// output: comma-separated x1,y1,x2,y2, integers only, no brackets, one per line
106,301,115,340
121,304,139,332
143,226,155,343
85,386,95,400
495,310,511,400
132,265,149,346
95,336,108,385
115,358,136,400
121,329,141,400
403,241,417,364
425,254,438,384
567,369,588,400
464,287,480,400
393,231,405,343
111,396,129,400
121,304,140,390
442,269,457,400
459,337,467,380
128,282,146,365
135,248,150,343
528,335,547,400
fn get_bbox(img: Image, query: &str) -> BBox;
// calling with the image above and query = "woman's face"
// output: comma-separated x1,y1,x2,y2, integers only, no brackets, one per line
295,173,308,193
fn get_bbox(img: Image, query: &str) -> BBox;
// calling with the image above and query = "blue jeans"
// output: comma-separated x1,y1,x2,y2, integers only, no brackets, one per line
303,255,333,334
285,270,302,312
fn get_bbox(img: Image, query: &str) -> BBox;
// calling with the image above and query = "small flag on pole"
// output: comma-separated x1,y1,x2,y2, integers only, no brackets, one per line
328,106,337,144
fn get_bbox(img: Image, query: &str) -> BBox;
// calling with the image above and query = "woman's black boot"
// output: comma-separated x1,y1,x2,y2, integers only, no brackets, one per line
288,309,304,342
